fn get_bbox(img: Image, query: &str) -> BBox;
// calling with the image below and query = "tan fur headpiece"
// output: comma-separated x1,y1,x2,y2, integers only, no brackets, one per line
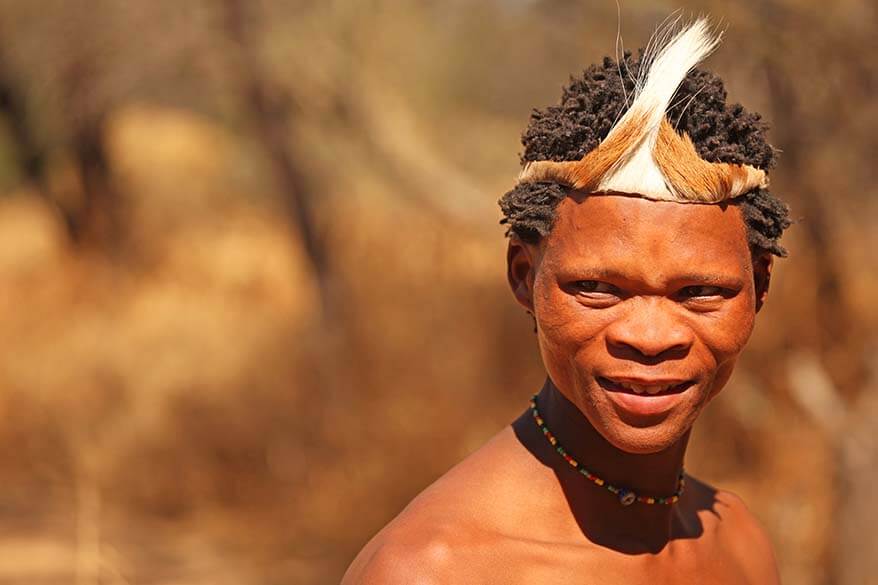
516,19,768,203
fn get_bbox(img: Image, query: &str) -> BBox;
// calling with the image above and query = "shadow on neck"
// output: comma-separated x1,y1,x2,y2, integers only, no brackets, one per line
511,378,719,554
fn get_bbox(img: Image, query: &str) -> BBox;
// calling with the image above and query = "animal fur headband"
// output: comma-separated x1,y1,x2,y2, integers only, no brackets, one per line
516,19,768,203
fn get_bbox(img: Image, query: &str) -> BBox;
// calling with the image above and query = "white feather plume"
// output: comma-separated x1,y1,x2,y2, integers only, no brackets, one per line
596,18,722,198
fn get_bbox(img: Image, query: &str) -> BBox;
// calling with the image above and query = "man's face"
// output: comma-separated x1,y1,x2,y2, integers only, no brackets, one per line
509,194,768,454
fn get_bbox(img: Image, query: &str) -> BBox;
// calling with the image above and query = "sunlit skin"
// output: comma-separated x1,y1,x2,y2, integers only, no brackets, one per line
344,193,780,584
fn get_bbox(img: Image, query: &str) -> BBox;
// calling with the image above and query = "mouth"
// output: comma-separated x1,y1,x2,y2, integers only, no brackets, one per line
597,376,696,419
597,376,693,396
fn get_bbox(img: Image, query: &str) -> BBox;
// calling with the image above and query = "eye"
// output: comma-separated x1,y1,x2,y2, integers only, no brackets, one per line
679,285,725,299
570,280,623,308
573,280,620,295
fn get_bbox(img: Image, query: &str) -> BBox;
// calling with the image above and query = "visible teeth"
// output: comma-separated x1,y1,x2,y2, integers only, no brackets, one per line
616,381,672,395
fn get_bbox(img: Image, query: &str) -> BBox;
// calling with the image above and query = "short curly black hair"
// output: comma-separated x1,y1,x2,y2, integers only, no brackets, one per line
498,51,791,257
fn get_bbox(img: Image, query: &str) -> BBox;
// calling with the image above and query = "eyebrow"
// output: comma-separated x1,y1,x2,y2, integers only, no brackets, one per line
566,268,745,288
673,273,744,286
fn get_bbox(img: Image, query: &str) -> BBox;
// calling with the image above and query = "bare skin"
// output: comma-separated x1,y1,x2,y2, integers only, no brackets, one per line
344,194,781,584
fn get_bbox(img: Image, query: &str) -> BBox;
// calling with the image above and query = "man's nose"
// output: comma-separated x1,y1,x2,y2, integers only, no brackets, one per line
604,298,694,359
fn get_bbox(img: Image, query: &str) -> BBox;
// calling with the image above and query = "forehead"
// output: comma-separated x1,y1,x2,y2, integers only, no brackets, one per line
541,194,752,276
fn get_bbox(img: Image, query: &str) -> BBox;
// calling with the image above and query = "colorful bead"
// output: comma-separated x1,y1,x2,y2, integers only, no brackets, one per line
618,490,637,506
530,393,683,507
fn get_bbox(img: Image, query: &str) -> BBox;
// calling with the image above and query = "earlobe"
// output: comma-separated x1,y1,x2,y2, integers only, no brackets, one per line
753,253,773,313
506,237,537,313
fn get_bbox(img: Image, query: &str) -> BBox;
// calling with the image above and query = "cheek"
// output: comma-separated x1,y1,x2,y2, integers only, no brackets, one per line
532,280,574,378
700,299,756,396
532,277,609,383
712,295,756,357
706,312,754,358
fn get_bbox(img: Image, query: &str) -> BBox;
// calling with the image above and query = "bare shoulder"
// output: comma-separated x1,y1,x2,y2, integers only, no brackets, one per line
694,480,781,585
343,425,542,584
341,523,466,585
341,511,515,585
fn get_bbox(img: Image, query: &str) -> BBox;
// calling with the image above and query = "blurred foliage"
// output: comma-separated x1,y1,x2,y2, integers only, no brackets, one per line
0,1,875,583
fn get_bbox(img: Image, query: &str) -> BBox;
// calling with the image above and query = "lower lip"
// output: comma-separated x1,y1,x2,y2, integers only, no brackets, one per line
598,377,693,418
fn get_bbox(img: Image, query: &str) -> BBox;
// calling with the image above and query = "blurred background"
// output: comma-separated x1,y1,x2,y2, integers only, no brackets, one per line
0,0,875,583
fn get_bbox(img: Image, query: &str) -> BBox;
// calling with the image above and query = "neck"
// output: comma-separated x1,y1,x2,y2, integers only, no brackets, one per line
515,378,691,552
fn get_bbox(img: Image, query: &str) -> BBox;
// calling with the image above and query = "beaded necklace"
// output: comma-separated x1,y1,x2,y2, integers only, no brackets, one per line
529,394,685,506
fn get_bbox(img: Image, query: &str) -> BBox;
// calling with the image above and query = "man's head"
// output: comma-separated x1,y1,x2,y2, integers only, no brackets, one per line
500,22,790,455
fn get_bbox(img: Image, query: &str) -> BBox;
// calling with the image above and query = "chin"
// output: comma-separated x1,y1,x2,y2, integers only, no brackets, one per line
577,379,708,455
596,421,692,455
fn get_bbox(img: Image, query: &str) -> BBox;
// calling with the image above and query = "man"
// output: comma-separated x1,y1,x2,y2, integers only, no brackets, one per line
344,19,790,584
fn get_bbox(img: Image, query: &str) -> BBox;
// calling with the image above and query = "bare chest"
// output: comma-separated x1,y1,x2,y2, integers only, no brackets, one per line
445,537,753,585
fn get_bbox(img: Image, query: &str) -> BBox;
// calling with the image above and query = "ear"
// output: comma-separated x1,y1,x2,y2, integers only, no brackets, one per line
753,252,773,313
506,236,538,313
